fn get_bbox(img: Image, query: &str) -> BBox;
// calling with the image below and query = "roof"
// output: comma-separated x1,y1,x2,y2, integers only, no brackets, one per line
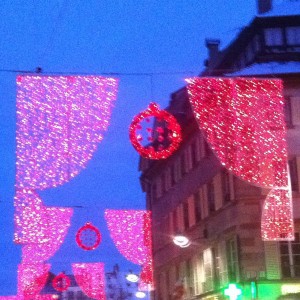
226,61,300,76
257,0,300,17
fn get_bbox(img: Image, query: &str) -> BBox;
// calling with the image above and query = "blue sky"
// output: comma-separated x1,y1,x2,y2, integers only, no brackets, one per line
0,0,257,295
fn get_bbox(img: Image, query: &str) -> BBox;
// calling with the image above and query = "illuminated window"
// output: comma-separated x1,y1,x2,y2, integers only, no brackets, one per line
192,254,204,295
226,237,239,282
280,233,300,278
203,248,214,292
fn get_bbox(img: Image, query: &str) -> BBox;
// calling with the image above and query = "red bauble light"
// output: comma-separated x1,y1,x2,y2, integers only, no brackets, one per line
129,102,182,160
76,222,101,251
52,273,71,292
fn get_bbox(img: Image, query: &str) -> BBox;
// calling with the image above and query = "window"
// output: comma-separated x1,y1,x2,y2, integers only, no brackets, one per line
192,254,204,296
222,170,231,204
194,190,202,222
180,154,186,176
280,233,300,278
183,201,189,229
226,237,239,282
264,28,283,46
191,140,199,167
286,26,300,45
289,158,299,192
284,97,293,127
207,181,215,213
172,209,178,233
203,248,214,292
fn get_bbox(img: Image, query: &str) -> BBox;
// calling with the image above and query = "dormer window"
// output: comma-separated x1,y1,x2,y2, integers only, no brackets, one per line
264,28,283,46
286,26,300,45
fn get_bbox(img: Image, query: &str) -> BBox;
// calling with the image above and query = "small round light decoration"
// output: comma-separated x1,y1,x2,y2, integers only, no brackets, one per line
52,273,71,292
129,102,182,159
76,222,101,251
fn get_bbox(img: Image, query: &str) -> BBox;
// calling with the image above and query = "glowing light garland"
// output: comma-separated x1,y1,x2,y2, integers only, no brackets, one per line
76,222,102,250
129,102,182,159
105,210,154,289
186,77,293,241
72,263,106,300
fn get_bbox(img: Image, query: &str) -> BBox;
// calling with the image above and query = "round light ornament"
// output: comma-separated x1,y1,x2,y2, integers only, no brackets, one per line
76,222,101,251
129,102,182,159
52,273,71,292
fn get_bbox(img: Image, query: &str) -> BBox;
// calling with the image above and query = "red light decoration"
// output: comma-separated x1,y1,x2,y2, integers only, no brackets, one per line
72,263,106,300
105,210,154,290
13,75,118,294
129,102,182,159
17,263,50,299
186,77,293,241
52,273,71,292
76,222,102,251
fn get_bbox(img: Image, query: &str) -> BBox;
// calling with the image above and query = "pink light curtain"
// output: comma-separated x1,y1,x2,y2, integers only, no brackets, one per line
105,210,154,289
72,263,106,300
186,77,293,241
17,264,50,299
13,75,118,295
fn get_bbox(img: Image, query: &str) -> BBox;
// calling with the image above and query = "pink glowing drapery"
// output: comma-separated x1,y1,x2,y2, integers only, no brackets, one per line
72,263,106,300
105,210,154,289
186,77,293,241
13,75,118,295
17,264,50,299
15,75,118,245
15,75,118,190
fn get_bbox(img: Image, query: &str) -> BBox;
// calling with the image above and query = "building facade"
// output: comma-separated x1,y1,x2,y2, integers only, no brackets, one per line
139,1,300,299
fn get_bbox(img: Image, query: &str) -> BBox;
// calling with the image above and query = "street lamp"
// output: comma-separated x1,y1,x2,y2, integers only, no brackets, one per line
135,291,146,298
172,229,207,248
126,272,139,283
172,233,191,248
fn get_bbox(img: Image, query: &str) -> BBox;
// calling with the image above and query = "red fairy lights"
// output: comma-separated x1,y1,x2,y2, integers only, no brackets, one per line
105,210,154,290
186,77,293,241
72,263,106,300
13,75,118,295
52,273,71,292
76,222,102,250
129,102,181,159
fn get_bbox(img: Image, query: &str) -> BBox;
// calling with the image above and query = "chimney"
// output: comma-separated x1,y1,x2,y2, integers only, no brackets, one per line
205,39,220,67
257,0,272,14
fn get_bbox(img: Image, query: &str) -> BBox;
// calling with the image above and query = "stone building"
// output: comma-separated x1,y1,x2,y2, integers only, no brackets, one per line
139,1,300,299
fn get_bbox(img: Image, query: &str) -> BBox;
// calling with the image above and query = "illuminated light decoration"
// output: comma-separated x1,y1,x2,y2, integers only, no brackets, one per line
0,295,56,300
15,190,73,260
224,283,242,300
14,75,118,244
186,77,293,241
52,273,71,292
72,263,106,300
15,75,118,190
105,210,154,290
129,102,182,159
76,222,102,250
17,263,50,299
